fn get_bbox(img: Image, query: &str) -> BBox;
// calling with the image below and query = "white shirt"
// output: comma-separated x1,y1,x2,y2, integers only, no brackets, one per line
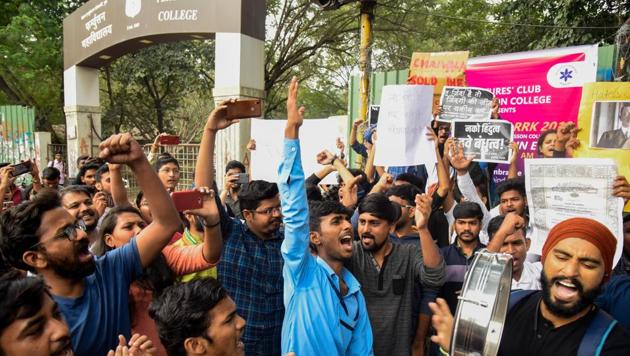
512,261,542,290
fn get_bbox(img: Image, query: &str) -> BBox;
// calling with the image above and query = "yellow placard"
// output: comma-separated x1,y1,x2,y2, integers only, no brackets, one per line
574,82,630,210
408,51,469,110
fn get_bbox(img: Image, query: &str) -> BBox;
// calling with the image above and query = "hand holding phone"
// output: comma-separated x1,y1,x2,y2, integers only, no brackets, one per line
236,173,249,184
171,190,203,212
10,161,32,178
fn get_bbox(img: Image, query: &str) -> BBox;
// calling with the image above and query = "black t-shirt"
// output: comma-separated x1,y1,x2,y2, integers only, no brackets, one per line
499,291,630,356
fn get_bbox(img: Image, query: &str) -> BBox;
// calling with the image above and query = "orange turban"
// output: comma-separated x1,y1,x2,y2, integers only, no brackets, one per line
541,217,617,282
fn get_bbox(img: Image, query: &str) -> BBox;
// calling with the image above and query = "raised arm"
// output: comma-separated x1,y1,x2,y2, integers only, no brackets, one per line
99,133,181,268
29,160,43,195
427,127,451,198
414,194,445,290
279,77,313,281
183,186,223,264
195,99,236,189
507,142,519,179
109,164,131,207
486,212,525,253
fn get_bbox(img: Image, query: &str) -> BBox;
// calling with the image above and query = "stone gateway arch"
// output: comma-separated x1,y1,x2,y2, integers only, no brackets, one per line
63,0,265,175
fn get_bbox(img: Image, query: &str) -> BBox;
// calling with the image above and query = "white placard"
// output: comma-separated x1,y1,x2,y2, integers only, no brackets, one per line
250,117,345,185
373,85,436,167
525,158,624,264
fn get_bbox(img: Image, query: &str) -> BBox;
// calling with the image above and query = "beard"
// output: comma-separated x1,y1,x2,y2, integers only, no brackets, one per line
361,232,387,252
45,239,96,280
540,271,600,318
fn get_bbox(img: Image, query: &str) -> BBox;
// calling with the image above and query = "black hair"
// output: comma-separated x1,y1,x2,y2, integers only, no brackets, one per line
0,189,61,272
487,215,527,241
358,193,400,224
452,201,484,222
308,200,352,233
76,155,89,166
135,191,144,208
487,215,504,240
75,163,100,185
225,160,246,174
395,173,426,192
536,129,556,157
93,206,176,297
238,180,279,212
385,184,421,206
496,177,526,199
59,185,94,201
306,184,323,201
42,167,60,180
0,271,49,334
154,153,180,172
149,278,228,356
95,164,110,183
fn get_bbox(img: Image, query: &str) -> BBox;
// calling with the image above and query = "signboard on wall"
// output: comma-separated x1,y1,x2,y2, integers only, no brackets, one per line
63,0,265,69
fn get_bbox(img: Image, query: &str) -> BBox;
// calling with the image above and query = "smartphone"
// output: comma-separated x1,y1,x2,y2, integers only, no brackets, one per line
159,135,180,145
236,173,249,184
171,190,203,212
226,100,262,119
10,161,32,177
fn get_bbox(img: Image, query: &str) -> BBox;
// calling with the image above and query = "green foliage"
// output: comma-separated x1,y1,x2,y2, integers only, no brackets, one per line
100,41,215,142
0,0,628,140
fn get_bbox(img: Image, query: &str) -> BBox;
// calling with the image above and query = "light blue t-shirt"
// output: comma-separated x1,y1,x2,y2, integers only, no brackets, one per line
54,238,143,355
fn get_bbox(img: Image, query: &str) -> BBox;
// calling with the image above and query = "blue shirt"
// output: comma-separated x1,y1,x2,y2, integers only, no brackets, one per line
217,213,284,355
279,138,373,356
595,275,630,331
439,241,486,314
54,238,142,355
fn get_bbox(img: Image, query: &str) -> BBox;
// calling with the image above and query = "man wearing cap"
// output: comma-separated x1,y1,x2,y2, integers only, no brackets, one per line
430,217,630,355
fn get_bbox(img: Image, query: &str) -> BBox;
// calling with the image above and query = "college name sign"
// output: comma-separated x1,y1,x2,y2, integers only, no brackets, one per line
63,0,265,70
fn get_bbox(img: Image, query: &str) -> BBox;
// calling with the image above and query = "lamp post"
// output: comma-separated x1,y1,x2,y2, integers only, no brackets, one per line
311,0,376,168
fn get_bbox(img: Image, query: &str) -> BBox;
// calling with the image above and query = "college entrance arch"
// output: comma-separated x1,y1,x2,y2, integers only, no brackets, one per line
63,0,265,176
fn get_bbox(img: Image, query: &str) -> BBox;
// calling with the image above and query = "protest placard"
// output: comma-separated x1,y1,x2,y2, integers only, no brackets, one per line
439,86,494,121
452,120,513,163
250,117,346,185
525,158,624,263
373,85,436,168
408,51,469,111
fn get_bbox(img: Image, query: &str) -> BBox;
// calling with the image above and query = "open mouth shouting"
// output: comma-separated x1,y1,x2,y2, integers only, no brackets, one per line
339,234,353,253
553,278,581,303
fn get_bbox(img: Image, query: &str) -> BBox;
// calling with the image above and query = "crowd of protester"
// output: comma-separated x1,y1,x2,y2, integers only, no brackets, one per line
0,78,629,356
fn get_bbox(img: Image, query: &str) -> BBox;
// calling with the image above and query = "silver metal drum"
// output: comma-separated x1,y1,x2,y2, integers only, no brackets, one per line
450,250,513,356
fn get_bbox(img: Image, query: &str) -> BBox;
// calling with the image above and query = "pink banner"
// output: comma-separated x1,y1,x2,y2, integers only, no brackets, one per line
466,46,597,181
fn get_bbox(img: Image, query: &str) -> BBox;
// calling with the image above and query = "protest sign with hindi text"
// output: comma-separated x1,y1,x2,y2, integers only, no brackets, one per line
373,85,436,168
439,86,494,121
452,120,513,163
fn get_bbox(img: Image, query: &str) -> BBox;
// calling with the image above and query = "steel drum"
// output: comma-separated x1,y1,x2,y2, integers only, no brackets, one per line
450,250,513,356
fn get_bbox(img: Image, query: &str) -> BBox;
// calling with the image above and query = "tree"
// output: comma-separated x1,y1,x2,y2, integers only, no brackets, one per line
100,41,215,142
0,1,87,139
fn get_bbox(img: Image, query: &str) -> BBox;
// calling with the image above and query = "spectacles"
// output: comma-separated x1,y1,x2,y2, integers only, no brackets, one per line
251,206,282,216
30,220,87,250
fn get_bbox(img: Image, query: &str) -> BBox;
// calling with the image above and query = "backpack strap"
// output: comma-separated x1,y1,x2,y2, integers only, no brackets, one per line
508,289,537,312
577,309,617,356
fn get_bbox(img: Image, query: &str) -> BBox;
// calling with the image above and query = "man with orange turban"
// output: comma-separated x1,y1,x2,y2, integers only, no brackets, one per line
429,217,630,356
